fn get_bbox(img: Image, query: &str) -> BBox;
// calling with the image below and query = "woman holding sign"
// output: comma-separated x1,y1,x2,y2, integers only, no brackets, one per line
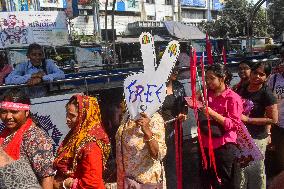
116,110,167,189
53,95,110,189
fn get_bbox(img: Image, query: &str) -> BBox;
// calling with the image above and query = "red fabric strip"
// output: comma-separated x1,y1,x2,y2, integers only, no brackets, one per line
206,33,214,65
179,120,183,189
201,60,221,183
0,118,33,160
174,120,182,189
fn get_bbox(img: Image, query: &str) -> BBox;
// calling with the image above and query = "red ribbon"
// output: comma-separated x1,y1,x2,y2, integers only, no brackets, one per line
200,58,221,184
206,33,214,65
175,120,183,189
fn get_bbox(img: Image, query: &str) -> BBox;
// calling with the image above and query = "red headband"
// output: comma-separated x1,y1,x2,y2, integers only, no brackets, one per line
0,101,30,111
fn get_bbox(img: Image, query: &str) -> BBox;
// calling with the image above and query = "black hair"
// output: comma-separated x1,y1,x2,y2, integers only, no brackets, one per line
66,95,79,110
239,60,253,68
1,89,31,105
0,54,7,69
206,63,233,85
251,62,272,76
26,43,43,56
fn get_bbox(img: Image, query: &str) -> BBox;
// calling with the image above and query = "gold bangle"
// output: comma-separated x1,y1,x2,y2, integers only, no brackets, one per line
62,179,68,189
144,134,155,142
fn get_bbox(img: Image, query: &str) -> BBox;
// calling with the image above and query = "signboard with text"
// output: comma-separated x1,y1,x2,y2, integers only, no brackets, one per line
124,33,180,119
181,0,206,7
0,11,69,48
39,0,67,8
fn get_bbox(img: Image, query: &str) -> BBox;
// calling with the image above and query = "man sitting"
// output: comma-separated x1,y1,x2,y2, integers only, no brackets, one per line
5,43,65,98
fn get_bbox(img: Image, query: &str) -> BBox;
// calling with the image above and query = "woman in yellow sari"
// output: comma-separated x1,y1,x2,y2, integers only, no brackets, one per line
53,95,110,189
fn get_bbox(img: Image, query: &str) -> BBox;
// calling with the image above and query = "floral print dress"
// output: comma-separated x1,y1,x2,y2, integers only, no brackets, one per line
1,124,55,181
116,112,167,189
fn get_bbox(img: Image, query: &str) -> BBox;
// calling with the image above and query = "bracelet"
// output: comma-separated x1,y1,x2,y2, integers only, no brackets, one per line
268,132,271,135
144,134,155,142
63,179,69,189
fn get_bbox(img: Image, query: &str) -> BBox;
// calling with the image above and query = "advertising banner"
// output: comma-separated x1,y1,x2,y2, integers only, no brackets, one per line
0,11,69,48
39,0,67,8
118,0,139,11
181,0,206,7
212,0,224,10
3,0,40,11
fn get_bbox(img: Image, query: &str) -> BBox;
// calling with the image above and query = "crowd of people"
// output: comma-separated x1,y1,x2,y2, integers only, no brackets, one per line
0,42,283,189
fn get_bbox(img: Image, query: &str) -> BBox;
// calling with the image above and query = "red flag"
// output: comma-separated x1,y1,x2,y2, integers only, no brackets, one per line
206,33,214,65
222,46,227,65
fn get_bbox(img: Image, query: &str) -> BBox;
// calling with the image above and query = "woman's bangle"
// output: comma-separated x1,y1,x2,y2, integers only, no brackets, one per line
144,134,155,142
268,132,271,135
63,179,72,189
62,179,68,189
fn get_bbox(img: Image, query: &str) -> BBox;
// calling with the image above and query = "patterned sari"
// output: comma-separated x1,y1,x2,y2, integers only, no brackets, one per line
54,95,110,188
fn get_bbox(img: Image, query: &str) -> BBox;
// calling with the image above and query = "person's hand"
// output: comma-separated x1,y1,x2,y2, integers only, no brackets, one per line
63,177,74,189
267,134,275,151
31,71,45,78
201,106,212,115
241,115,249,123
136,112,151,136
178,113,187,121
27,77,42,85
53,179,61,189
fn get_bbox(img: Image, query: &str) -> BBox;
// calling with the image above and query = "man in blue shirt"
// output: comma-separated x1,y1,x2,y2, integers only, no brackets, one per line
5,43,65,98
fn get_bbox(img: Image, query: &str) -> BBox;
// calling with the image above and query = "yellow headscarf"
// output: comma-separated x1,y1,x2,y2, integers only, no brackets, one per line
54,95,110,174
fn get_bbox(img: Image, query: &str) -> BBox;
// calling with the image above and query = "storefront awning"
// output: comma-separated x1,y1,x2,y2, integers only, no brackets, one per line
164,21,206,40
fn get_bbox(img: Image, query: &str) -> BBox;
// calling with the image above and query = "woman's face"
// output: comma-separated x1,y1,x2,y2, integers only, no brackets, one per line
238,63,251,80
205,70,224,91
27,49,44,67
66,103,79,129
0,109,29,132
249,66,267,86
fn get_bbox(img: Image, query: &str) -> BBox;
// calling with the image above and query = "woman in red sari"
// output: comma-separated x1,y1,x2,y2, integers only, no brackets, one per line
53,95,110,189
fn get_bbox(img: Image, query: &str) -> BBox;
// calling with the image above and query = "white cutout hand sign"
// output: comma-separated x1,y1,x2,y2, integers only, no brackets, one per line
124,32,180,119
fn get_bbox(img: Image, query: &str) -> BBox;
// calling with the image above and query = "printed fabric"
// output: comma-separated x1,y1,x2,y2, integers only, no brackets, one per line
0,121,55,180
54,95,110,189
116,112,167,189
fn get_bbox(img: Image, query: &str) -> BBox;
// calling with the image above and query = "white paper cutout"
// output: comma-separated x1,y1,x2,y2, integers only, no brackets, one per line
123,32,180,119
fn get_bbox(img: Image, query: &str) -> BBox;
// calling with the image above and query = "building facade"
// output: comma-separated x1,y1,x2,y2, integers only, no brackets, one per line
0,0,223,36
